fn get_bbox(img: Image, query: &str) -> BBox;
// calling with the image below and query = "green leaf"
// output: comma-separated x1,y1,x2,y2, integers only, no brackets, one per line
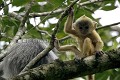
12,0,31,6
109,69,120,80
2,17,19,27
25,28,41,38
74,8,93,19
31,4,40,12
80,0,88,3
36,0,45,2
24,23,41,38
48,0,65,6
0,0,3,4
1,16,20,38
38,0,65,12
18,7,25,13
104,0,115,4
1,37,11,42
13,26,18,35
40,3,54,12
5,26,14,37
101,0,117,11
3,5,8,15
83,2,101,11
101,5,117,11
11,18,19,27
95,70,110,80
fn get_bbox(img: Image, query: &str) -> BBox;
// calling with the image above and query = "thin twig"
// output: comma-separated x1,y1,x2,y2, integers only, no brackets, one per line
36,27,51,37
96,22,120,30
79,0,103,6
29,9,65,17
9,12,23,21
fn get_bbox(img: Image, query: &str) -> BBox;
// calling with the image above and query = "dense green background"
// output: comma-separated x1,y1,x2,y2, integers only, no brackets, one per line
0,0,120,80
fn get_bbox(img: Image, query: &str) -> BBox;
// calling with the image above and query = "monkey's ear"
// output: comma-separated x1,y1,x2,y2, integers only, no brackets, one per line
93,21,98,28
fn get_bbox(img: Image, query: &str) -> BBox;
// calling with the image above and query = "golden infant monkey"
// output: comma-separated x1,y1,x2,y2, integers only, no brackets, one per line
54,8,104,80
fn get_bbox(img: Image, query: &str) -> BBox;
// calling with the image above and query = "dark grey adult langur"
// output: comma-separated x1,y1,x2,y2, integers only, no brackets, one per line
0,39,58,80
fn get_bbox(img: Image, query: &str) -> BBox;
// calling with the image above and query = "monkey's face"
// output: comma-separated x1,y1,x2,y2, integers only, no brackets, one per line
79,21,90,34
74,20,94,36
74,15,96,36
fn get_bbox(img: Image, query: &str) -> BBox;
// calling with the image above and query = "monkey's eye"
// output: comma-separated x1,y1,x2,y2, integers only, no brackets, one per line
85,26,89,29
79,27,83,29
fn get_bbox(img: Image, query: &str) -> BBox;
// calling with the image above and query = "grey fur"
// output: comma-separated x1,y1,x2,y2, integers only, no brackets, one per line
0,39,58,79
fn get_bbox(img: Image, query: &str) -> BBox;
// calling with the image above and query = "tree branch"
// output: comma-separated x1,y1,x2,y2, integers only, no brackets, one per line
96,22,120,30
29,9,65,17
19,0,103,17
11,48,120,80
9,12,23,21
78,0,103,7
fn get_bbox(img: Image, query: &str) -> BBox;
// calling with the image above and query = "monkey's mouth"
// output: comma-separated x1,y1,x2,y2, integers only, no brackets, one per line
81,31,87,34
80,31,89,36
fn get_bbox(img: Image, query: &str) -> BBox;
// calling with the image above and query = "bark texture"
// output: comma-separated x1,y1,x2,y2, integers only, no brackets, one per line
12,48,120,80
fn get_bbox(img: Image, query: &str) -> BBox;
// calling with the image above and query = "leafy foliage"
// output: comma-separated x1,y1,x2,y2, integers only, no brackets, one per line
0,0,120,80
12,0,31,6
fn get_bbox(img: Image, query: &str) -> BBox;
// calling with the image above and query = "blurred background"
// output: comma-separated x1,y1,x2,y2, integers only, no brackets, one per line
0,0,120,80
